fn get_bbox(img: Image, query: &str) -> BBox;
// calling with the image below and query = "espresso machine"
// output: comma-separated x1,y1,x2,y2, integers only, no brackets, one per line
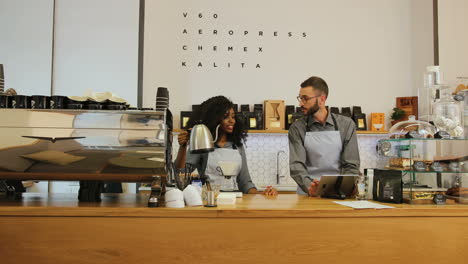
0,108,174,205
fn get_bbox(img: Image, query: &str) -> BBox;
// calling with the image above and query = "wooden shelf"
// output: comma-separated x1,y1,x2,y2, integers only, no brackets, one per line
356,130,389,134
173,128,388,135
247,129,288,134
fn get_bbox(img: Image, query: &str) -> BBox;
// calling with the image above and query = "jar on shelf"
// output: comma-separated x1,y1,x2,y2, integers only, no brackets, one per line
432,88,464,138
454,77,468,97
453,77,468,139
419,66,443,122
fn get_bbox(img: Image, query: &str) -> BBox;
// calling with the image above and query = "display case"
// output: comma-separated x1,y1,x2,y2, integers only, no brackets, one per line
377,138,468,204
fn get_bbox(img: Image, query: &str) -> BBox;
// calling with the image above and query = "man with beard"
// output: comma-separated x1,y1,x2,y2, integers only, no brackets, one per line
288,76,360,196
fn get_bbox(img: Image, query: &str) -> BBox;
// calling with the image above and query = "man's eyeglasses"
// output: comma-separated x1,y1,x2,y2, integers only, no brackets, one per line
296,95,321,103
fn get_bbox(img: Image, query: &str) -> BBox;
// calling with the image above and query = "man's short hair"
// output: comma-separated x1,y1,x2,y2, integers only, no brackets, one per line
300,76,329,98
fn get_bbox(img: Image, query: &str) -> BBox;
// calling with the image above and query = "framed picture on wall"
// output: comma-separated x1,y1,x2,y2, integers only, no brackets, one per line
180,111,192,130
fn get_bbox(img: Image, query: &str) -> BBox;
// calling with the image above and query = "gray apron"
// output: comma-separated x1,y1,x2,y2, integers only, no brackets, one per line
297,114,343,195
205,147,242,191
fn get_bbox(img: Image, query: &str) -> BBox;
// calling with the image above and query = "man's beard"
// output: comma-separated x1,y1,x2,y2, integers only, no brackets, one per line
306,101,320,116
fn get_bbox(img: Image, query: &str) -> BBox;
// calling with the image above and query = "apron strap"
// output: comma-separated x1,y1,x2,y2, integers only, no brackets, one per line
200,143,240,177
330,113,345,155
330,113,339,131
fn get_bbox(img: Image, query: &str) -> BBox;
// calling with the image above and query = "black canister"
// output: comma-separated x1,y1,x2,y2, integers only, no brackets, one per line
50,95,67,109
11,95,30,109
106,98,127,110
66,97,87,109
291,107,304,124
31,95,50,109
341,107,352,118
191,104,200,112
240,104,250,112
253,104,263,112
330,107,340,115
106,104,126,110
253,109,263,130
0,95,11,108
88,103,103,110
180,111,192,129
67,103,84,109
285,105,295,129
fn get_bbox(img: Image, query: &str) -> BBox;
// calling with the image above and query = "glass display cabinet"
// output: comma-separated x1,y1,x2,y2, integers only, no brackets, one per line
377,138,468,204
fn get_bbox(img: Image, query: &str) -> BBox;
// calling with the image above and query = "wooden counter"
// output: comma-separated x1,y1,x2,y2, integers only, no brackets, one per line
1,193,468,264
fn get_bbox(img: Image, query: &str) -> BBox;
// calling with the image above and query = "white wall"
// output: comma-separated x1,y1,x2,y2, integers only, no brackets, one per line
439,0,468,82
52,0,140,106
143,0,434,128
411,0,435,92
0,0,54,95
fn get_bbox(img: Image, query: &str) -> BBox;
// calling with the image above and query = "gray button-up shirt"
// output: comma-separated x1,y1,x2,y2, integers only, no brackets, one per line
288,113,360,193
186,142,256,193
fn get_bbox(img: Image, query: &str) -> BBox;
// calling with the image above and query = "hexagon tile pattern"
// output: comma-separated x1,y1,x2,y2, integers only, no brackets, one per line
172,133,388,189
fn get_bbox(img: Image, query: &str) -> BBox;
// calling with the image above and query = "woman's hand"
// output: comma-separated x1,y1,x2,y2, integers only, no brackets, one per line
247,187,278,196
175,130,191,168
178,130,190,147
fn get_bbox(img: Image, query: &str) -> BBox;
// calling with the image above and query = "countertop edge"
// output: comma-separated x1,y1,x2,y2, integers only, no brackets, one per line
2,206,468,218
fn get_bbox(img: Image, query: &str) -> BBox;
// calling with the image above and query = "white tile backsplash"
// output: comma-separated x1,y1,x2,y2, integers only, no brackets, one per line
172,132,388,189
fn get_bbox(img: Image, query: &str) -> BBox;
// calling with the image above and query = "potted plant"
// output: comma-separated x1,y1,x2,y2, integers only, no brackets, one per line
390,107,406,126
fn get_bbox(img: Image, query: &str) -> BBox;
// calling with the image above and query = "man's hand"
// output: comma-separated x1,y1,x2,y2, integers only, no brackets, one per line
308,179,320,197
247,188,258,194
263,186,278,197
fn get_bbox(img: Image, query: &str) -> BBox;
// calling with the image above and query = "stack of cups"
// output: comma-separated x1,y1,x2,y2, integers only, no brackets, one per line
0,64,4,94
155,87,169,111
165,188,185,208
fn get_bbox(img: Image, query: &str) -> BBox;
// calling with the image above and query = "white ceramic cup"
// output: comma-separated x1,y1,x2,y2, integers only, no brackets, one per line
183,185,203,206
165,188,184,203
165,200,185,208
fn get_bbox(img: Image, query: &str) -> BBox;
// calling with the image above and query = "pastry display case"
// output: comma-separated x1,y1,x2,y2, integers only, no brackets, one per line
377,138,468,204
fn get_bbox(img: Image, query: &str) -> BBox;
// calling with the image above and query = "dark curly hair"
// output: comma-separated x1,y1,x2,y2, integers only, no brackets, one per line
187,96,247,147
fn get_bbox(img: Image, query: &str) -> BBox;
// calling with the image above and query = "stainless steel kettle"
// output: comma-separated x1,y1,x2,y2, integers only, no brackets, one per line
189,124,220,153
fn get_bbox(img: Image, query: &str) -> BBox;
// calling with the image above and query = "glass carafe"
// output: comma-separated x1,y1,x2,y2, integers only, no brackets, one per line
419,66,443,122
433,89,464,138
221,176,236,192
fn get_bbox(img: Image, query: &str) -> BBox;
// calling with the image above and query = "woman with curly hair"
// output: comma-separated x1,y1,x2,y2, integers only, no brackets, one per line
175,96,277,195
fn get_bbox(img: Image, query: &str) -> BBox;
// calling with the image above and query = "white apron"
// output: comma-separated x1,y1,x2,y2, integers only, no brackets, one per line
205,147,242,191
297,114,343,195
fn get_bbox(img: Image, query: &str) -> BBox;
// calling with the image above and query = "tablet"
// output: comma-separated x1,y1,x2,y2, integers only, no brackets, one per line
316,175,358,198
